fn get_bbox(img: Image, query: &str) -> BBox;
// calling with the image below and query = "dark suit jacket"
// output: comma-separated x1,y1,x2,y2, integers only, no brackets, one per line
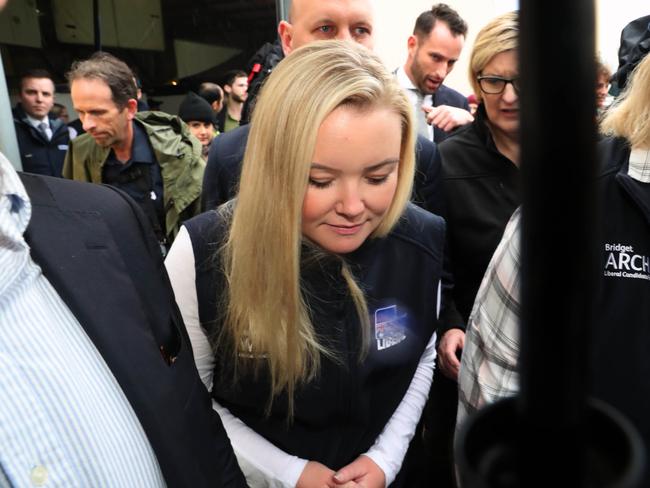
202,125,443,216
19,173,247,488
13,104,70,177
432,84,470,144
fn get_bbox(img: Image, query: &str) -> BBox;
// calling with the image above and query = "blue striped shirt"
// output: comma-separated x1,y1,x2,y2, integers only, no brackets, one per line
0,153,166,487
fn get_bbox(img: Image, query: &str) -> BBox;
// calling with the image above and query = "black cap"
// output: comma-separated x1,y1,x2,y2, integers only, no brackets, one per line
178,91,215,125
611,15,650,92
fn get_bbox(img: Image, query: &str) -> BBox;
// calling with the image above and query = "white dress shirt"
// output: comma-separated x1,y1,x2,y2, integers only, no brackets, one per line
0,153,165,488
396,66,434,140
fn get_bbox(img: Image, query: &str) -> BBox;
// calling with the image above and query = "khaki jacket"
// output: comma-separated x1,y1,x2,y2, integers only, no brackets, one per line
63,111,205,243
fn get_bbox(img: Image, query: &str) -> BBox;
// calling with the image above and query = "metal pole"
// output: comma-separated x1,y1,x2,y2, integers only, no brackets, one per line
275,0,291,25
93,0,101,52
518,0,597,484
0,50,21,170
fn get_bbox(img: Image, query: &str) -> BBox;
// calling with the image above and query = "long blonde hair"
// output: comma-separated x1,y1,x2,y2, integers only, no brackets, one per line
600,54,650,149
220,40,415,413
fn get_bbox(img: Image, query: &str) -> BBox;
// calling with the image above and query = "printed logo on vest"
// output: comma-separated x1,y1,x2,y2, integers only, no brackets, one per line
603,243,650,282
374,305,407,351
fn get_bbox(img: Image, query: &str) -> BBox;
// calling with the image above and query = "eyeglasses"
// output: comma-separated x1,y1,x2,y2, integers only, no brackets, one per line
477,76,520,95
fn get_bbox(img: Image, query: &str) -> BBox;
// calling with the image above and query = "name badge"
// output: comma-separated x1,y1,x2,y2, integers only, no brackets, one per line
374,305,407,351
58,145,69,151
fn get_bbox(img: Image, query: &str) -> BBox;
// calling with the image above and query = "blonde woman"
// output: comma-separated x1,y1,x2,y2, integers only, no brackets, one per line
165,41,444,488
435,12,520,379
594,51,650,487
456,52,650,484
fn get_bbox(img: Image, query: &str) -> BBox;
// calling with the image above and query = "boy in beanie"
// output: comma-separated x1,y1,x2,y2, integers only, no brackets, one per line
179,91,216,160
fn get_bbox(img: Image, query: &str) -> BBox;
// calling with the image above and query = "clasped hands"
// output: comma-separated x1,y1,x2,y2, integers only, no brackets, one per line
296,455,385,488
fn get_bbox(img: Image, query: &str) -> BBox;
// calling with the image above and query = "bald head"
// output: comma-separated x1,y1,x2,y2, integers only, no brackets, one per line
278,0,374,55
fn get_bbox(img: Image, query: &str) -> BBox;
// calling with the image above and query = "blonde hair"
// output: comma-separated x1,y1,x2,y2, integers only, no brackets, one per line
469,12,519,103
600,54,650,149
220,40,415,414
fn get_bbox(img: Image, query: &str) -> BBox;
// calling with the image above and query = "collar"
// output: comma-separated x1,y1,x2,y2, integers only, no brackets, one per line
473,104,496,148
396,65,434,107
26,113,49,129
0,152,31,244
106,121,156,166
396,66,418,91
131,121,156,163
628,148,650,183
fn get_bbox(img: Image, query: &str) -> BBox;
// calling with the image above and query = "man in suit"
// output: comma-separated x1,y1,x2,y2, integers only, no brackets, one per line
0,151,247,487
398,3,473,143
12,68,70,177
202,0,443,217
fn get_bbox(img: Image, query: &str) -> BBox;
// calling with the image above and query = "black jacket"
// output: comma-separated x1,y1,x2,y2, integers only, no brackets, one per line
186,203,444,482
240,39,285,126
13,104,70,177
19,173,247,487
591,137,650,484
202,124,443,217
438,104,520,322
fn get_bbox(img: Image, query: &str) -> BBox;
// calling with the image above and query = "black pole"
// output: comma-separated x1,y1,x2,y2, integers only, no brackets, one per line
93,0,101,52
518,0,597,485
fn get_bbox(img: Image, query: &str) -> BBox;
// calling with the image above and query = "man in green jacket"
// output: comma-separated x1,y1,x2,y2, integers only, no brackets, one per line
63,52,204,254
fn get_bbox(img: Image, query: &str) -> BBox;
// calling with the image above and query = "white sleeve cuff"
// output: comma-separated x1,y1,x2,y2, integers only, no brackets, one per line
364,331,437,485
214,400,307,487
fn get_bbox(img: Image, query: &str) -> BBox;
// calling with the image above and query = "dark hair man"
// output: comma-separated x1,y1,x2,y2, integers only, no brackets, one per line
398,4,473,143
13,68,70,177
595,58,611,110
63,52,204,254
217,70,248,133
198,82,225,116
51,102,70,124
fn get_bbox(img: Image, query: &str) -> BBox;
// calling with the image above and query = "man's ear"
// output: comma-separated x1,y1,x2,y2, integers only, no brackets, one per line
126,98,138,119
278,20,294,56
407,35,418,57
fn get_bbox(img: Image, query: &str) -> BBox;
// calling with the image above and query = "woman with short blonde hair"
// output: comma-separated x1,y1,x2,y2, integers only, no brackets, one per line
166,40,444,487
430,14,521,484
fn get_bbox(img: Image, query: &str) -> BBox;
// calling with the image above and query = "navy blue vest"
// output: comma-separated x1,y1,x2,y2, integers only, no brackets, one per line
185,203,445,472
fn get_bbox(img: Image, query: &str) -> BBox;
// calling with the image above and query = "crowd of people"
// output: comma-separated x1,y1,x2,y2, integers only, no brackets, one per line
2,0,649,486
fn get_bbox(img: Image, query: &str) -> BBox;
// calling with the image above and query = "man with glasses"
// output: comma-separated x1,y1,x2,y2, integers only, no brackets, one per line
397,3,474,143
